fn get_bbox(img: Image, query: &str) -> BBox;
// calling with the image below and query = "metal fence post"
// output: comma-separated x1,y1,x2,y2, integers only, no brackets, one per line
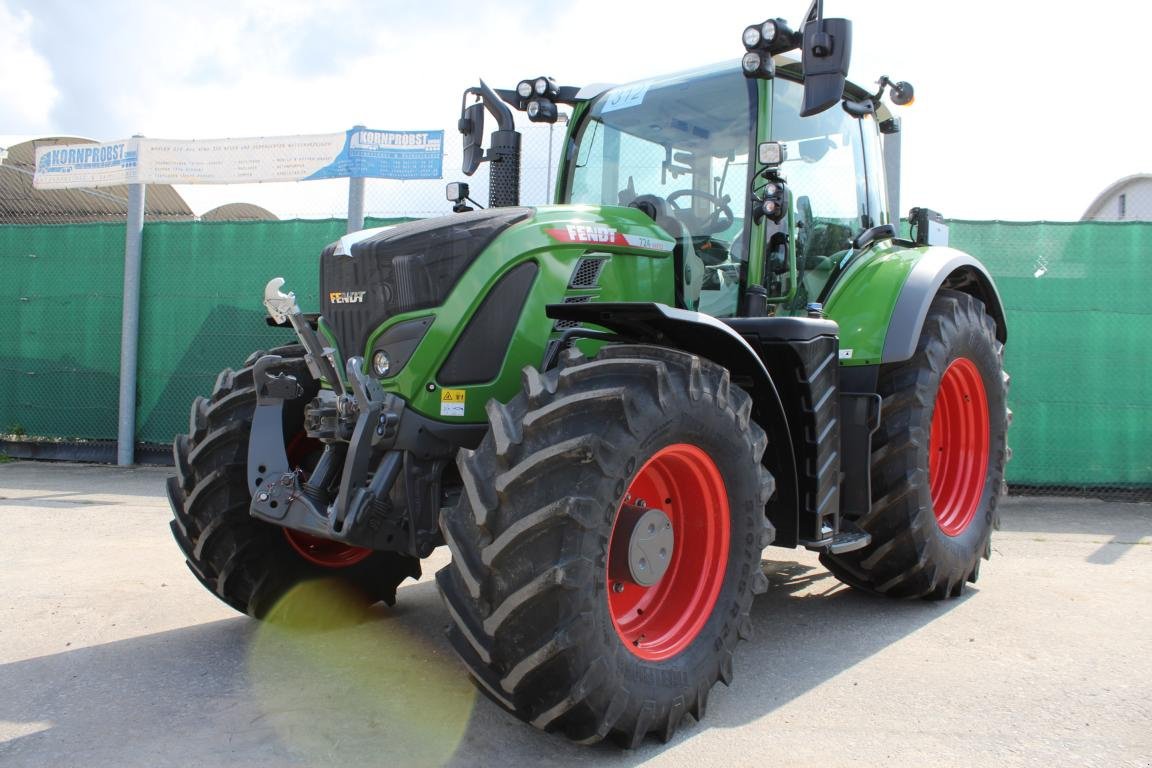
347,125,366,234
117,139,146,466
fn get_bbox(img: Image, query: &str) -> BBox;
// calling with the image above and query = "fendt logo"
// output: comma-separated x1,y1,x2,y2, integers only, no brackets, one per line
329,291,366,304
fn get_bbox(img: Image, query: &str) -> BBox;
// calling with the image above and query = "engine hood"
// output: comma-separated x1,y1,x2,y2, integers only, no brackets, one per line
320,207,533,360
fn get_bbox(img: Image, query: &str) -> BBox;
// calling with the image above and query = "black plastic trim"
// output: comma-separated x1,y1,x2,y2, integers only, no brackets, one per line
372,315,433,380
726,317,841,547
851,223,896,250
839,391,881,520
439,261,539,385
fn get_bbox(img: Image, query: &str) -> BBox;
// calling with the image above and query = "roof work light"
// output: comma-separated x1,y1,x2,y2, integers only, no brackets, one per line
741,17,801,80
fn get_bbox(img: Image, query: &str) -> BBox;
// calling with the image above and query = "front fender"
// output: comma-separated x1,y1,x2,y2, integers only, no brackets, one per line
824,243,1007,366
883,248,1007,361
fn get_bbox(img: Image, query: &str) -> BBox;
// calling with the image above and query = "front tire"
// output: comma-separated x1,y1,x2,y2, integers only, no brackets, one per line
436,346,774,746
822,290,1008,598
167,346,420,619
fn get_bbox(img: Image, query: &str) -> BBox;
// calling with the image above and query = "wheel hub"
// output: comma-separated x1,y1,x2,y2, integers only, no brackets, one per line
609,504,674,587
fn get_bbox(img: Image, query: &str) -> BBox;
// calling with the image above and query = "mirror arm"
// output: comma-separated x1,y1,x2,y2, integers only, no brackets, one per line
477,80,515,132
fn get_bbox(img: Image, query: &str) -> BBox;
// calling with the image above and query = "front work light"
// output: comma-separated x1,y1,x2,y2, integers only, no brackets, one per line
760,19,780,45
741,15,798,76
372,350,392,378
533,76,558,98
516,80,533,99
445,181,469,202
526,98,558,123
742,51,775,78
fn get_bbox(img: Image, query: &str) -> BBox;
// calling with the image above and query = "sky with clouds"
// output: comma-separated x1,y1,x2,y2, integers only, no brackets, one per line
2,0,1150,220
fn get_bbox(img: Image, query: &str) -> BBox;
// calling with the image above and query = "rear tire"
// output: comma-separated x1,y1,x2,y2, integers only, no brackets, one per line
167,345,420,619
821,290,1008,599
436,346,774,746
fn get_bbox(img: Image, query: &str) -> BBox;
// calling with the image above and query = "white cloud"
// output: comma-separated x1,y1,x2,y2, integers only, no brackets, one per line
8,0,1152,220
0,0,58,132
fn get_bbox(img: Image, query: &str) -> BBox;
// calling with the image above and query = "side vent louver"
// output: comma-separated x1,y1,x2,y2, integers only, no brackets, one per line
569,256,608,289
554,295,594,330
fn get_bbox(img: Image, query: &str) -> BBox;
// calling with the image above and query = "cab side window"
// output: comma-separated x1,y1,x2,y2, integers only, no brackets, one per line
771,78,869,306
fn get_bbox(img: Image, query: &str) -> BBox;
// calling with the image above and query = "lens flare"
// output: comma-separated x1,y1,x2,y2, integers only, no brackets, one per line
249,578,476,767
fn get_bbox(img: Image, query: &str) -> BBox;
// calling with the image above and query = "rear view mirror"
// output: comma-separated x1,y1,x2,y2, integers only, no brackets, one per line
460,102,485,176
800,17,851,117
799,137,835,163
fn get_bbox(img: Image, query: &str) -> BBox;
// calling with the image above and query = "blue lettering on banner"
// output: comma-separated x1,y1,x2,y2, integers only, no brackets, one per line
36,142,137,175
306,129,444,181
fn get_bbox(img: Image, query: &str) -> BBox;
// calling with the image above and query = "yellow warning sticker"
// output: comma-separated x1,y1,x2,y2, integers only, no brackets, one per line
440,388,466,417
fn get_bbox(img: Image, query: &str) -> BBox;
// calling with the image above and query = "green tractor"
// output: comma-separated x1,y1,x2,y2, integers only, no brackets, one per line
167,2,1009,747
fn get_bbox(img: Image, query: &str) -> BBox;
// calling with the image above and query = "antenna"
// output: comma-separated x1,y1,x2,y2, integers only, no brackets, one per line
802,0,823,28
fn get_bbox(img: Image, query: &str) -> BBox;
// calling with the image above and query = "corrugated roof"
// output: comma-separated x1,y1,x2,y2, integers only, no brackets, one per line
0,136,194,224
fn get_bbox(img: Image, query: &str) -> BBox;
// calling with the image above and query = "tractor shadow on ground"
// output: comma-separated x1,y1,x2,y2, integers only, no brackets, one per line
439,556,971,765
0,557,966,768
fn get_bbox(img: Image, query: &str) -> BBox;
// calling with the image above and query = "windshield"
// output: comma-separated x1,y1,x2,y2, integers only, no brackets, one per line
564,67,754,238
562,66,755,316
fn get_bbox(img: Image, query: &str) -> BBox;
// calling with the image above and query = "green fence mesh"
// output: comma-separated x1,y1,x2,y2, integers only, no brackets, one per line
945,220,1152,490
0,223,126,440
0,218,407,446
2,217,1150,491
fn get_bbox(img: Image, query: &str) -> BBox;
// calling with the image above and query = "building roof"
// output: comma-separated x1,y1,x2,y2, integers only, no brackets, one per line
200,202,279,221
1081,174,1152,221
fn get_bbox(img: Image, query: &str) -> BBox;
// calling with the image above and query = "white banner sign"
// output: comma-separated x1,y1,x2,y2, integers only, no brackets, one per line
32,129,444,190
33,139,139,189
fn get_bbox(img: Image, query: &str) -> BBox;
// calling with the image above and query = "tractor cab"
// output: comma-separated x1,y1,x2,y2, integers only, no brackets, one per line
552,63,900,318
449,1,907,322
562,65,752,316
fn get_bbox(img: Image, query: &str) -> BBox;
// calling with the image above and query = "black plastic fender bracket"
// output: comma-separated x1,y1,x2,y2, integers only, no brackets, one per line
248,401,290,494
839,390,882,520
246,354,315,493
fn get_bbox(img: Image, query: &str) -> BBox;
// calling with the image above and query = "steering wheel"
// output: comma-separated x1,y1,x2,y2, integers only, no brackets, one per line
666,189,735,237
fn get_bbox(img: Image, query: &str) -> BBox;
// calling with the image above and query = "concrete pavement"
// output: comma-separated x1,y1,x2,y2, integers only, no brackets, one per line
0,461,1149,767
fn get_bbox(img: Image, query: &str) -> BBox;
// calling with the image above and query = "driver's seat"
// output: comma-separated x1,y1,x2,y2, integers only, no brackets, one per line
628,195,705,310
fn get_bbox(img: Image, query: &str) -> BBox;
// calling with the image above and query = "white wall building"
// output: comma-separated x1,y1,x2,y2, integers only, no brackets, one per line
1081,174,1152,221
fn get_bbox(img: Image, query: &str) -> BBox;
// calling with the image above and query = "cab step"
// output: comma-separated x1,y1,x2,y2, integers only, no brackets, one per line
800,521,871,555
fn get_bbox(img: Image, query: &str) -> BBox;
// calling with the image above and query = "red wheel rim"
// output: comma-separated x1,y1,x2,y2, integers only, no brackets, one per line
929,358,990,536
607,444,730,661
284,530,373,568
280,433,373,568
